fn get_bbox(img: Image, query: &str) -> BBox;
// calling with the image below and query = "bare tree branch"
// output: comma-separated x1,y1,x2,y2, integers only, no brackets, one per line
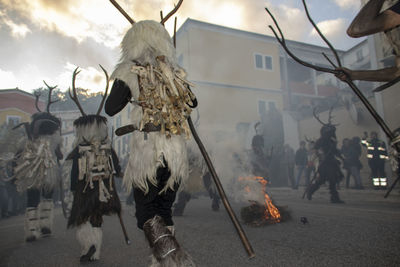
301,0,342,68
265,5,395,141
265,8,336,74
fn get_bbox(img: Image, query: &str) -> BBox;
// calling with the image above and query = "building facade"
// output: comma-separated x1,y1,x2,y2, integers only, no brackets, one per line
111,18,377,159
0,88,45,126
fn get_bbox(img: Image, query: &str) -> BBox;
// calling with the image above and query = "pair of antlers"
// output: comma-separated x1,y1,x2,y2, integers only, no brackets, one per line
109,0,182,47
34,81,60,113
312,106,337,126
69,65,109,116
109,0,182,25
265,0,394,141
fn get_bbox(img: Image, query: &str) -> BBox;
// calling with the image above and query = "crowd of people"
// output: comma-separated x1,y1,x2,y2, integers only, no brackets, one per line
249,123,390,192
290,131,389,191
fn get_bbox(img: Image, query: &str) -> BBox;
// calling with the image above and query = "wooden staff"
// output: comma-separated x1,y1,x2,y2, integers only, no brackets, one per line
118,212,131,245
187,117,255,258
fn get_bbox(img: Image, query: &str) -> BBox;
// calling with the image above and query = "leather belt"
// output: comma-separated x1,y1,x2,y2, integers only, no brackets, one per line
115,123,161,136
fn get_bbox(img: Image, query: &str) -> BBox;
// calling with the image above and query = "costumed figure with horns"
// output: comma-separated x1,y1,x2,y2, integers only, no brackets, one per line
12,83,63,242
66,66,122,263
306,107,345,203
105,1,197,265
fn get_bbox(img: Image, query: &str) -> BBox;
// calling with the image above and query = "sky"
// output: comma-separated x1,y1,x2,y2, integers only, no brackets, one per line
0,0,363,93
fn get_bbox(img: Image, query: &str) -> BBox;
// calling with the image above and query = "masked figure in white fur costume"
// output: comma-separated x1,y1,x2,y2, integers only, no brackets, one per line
105,17,197,266
12,83,63,242
67,66,122,263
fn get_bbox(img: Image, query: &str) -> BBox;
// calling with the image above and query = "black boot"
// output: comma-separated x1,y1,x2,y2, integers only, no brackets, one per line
80,245,96,263
306,183,320,200
330,191,345,204
172,192,191,216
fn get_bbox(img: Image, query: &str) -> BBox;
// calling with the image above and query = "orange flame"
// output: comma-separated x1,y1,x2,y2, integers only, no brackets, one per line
239,176,281,223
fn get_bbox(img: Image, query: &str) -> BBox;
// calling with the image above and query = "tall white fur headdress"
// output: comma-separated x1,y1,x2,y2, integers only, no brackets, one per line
111,20,178,100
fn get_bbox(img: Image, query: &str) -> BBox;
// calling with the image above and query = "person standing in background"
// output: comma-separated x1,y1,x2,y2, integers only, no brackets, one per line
341,138,352,188
294,141,308,189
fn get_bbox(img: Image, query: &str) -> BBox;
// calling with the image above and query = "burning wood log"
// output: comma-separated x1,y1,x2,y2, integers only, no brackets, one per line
237,176,291,226
241,201,291,227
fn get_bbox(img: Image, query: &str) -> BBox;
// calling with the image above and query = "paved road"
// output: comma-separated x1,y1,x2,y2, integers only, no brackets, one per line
1,187,400,267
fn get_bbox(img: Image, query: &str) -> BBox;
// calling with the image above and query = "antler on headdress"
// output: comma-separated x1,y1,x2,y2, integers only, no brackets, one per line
69,65,110,116
161,0,183,25
69,67,86,116
109,0,183,26
96,64,110,115
313,106,338,126
109,0,135,24
34,92,42,112
43,81,60,112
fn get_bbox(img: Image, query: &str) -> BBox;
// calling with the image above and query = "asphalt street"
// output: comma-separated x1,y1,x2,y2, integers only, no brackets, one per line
1,186,400,267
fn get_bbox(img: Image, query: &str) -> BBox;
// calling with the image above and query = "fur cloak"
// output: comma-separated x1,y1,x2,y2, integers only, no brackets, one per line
109,20,190,194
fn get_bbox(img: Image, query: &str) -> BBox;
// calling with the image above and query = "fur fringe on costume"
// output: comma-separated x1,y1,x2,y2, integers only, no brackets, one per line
61,160,73,218
76,222,103,261
144,216,196,267
25,207,40,242
14,133,62,193
73,116,109,147
67,173,121,228
38,199,54,236
124,132,188,194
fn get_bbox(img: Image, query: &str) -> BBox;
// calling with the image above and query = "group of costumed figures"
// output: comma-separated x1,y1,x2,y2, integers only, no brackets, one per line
5,0,400,266
8,3,200,265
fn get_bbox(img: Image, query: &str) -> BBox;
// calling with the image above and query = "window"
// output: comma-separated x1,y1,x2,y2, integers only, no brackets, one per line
254,53,273,70
7,115,20,126
265,56,272,70
255,54,263,69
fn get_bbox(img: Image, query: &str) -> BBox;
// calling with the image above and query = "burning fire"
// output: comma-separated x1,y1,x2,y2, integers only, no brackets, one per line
239,176,281,223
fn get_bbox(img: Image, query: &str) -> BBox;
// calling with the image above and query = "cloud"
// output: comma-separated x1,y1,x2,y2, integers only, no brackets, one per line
56,62,110,94
333,0,360,11
310,18,348,42
0,0,129,48
0,0,364,93
262,2,310,41
0,10,31,38
0,68,18,88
